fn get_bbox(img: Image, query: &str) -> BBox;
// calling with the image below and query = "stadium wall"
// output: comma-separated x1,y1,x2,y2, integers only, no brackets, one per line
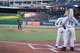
0,20,17,25
0,19,56,26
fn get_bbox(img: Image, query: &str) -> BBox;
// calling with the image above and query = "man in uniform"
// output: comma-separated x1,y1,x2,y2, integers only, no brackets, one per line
17,19,22,30
55,17,65,48
61,8,78,51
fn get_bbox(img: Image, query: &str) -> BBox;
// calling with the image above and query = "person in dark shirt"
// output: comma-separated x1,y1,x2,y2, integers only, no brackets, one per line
17,19,22,30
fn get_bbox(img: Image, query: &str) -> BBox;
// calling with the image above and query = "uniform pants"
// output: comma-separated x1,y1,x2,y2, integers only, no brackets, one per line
55,27,65,46
63,28,76,47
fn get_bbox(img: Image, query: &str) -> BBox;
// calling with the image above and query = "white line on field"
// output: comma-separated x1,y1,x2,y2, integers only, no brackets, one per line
28,43,58,53
50,49,58,53
28,44,36,49
47,45,58,52
47,45,57,49
76,48,80,51
0,41,80,52
0,41,58,52
0,41,29,45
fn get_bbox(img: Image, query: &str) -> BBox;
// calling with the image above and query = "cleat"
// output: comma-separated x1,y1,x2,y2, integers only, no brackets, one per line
61,47,66,51
55,46,58,48
70,47,74,51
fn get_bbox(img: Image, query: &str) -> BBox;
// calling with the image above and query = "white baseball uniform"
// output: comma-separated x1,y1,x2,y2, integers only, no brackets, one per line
63,17,78,47
55,17,65,46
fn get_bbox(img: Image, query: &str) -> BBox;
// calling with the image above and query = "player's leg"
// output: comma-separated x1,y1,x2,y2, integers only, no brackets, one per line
20,25,22,30
55,28,62,47
18,24,20,30
61,28,70,51
70,28,75,51
62,28,65,45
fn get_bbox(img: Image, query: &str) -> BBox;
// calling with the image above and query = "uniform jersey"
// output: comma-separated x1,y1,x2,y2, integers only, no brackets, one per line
63,17,78,28
55,17,65,46
55,17,64,28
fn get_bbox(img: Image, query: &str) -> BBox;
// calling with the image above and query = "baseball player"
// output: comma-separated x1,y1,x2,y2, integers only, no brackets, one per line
61,8,78,51
55,17,65,48
17,19,22,30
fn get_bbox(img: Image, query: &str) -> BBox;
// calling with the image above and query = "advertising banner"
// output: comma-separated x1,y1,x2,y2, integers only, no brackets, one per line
40,19,56,26
27,21,40,26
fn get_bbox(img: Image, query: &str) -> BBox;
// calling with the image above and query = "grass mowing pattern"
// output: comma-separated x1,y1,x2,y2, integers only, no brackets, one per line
0,25,80,41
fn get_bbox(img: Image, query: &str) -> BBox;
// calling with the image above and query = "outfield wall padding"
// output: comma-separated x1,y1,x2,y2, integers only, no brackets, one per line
0,20,17,25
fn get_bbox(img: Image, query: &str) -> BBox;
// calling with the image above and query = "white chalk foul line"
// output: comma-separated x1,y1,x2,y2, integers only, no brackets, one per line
28,44,36,49
0,41,29,45
28,43,58,53
47,45,58,52
0,41,58,52
76,48,80,51
28,44,50,49
0,41,59,52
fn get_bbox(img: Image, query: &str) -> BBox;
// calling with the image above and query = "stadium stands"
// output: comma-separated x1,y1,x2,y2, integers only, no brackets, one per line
0,0,53,9
48,0,67,7
0,0,80,21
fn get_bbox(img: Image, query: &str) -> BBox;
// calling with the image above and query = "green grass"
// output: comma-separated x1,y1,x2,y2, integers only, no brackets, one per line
0,15,20,20
0,25,80,42
0,26,56,40
0,13,22,20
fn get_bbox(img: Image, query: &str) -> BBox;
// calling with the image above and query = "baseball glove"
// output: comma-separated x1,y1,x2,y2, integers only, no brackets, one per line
63,24,66,29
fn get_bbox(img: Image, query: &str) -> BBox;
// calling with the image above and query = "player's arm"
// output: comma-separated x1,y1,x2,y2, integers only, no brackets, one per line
73,17,78,26
55,19,59,26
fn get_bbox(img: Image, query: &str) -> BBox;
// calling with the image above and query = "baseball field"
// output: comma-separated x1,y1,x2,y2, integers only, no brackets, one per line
0,25,80,53
0,15,80,53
